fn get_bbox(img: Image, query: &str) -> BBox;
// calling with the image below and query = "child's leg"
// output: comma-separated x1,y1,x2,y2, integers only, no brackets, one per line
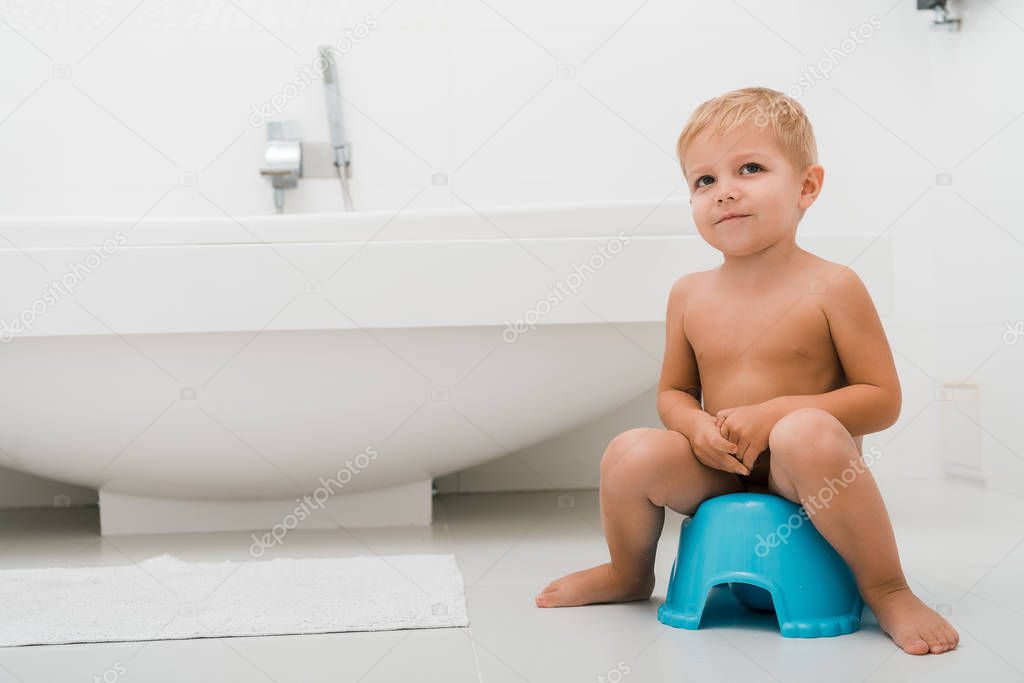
536,427,743,608
765,408,959,655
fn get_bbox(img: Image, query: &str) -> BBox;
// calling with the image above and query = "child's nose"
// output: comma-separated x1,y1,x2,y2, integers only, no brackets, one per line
716,187,737,203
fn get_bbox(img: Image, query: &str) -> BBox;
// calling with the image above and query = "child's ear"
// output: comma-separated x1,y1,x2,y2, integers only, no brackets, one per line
797,164,825,210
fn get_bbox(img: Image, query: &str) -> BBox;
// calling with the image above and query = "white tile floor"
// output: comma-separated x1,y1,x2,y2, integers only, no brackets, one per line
0,479,1022,682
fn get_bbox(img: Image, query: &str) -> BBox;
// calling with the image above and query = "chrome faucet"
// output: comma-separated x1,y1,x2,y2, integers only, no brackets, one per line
259,121,302,214
258,48,355,214
917,0,961,31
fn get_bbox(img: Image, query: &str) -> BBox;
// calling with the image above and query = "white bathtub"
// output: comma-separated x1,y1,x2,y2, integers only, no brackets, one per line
0,199,892,534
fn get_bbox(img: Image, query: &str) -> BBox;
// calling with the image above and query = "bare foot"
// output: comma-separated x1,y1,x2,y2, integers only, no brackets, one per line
535,563,654,608
866,585,959,655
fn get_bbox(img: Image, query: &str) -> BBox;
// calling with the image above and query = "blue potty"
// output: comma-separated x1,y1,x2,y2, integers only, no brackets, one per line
658,493,863,638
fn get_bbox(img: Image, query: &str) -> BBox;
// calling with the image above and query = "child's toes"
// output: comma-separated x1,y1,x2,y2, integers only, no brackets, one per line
901,630,933,655
927,627,949,653
901,624,936,655
941,622,960,650
902,635,930,656
922,626,940,652
535,586,557,606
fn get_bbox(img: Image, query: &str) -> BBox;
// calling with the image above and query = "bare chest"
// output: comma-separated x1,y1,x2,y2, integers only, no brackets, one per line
684,289,837,376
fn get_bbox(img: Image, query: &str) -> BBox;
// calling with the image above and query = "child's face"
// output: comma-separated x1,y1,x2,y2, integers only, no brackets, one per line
682,122,822,257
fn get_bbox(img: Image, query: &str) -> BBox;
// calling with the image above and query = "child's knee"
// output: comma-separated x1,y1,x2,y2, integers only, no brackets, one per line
769,408,849,459
600,428,673,491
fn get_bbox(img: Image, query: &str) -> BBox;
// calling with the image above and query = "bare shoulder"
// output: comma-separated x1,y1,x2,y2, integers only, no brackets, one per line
824,263,871,301
667,270,712,310
799,251,871,299
799,253,880,327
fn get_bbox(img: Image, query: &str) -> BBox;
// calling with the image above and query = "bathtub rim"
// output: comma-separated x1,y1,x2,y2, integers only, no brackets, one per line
0,196,695,248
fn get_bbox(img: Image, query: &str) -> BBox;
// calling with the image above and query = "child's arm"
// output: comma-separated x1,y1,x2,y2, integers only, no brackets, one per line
656,275,707,438
657,275,748,474
765,268,902,437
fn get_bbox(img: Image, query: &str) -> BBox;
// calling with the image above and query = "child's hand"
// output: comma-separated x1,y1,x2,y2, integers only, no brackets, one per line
715,401,782,471
690,414,750,476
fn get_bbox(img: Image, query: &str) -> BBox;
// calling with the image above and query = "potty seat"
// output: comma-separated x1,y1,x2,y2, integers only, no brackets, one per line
657,493,864,638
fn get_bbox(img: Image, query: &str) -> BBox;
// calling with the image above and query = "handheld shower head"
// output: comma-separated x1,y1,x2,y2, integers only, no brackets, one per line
318,45,350,168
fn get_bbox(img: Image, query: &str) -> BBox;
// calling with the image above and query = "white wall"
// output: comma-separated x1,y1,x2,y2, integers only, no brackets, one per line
1,0,1021,504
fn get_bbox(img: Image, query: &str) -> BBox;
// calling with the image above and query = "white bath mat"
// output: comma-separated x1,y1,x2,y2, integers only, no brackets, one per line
0,553,469,647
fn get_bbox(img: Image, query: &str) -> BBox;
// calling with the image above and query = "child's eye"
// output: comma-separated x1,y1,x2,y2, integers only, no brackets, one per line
693,163,763,189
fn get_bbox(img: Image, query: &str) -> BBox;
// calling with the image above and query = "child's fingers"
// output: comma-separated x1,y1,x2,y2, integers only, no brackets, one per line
741,447,760,471
736,439,750,461
715,440,749,475
714,434,737,453
720,454,750,476
710,449,749,475
695,446,747,476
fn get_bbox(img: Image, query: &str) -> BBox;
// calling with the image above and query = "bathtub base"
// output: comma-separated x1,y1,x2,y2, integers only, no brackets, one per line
98,479,433,535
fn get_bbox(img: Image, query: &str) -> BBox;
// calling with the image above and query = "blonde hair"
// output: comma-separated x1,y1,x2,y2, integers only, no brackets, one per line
676,87,818,180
